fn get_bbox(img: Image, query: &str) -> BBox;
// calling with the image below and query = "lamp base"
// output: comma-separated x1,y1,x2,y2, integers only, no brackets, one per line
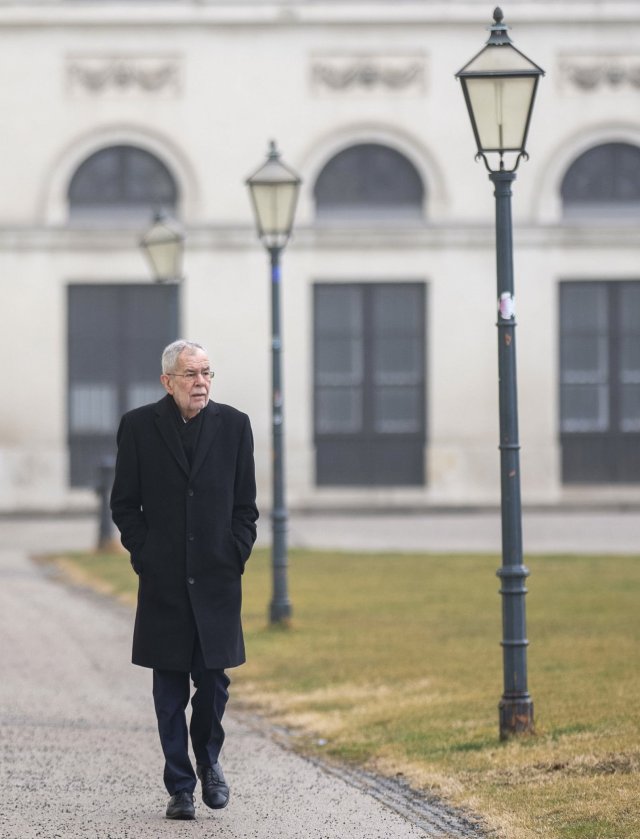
269,601,292,626
499,696,534,740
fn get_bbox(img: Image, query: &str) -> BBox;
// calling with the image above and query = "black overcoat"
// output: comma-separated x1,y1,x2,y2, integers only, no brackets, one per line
110,395,259,671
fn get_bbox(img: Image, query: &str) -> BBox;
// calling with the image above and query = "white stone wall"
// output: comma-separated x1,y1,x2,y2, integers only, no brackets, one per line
0,1,639,511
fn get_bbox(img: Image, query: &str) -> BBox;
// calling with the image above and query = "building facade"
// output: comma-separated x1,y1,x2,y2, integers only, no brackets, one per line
1,0,639,512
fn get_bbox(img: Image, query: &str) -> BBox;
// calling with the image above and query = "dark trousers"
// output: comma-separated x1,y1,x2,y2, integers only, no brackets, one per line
152,636,230,795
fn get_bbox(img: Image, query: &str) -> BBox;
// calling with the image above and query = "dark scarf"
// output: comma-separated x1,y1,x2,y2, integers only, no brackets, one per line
170,398,204,469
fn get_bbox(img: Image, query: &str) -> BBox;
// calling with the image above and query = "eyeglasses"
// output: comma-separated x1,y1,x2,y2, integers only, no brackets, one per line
167,369,215,382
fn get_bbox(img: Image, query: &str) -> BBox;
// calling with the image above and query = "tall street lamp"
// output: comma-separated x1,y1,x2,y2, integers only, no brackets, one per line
456,7,544,739
140,210,186,283
246,141,302,625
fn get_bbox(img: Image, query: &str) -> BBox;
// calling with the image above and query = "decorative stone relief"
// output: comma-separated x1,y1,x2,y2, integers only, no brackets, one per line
559,55,640,92
311,54,426,97
67,55,182,97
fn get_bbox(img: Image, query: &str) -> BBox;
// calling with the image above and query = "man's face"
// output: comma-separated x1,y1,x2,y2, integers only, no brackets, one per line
161,348,212,419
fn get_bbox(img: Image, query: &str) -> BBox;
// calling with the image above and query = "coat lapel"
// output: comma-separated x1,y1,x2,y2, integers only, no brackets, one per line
190,400,221,480
154,395,190,477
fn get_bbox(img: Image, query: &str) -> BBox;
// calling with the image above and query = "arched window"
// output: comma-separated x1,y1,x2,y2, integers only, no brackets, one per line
68,145,179,225
314,143,425,222
561,142,640,219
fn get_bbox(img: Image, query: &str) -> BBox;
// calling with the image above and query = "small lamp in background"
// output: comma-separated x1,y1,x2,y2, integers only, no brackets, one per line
140,211,185,283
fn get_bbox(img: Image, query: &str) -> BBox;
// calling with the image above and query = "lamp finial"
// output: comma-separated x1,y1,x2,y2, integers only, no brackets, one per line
487,6,511,44
268,140,279,159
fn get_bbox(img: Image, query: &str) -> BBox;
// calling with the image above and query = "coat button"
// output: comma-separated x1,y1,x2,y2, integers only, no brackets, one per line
188,534,195,541
188,489,194,497
188,577,195,585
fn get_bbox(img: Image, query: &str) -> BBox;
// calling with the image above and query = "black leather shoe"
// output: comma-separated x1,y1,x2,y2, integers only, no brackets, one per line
197,762,230,809
166,790,196,820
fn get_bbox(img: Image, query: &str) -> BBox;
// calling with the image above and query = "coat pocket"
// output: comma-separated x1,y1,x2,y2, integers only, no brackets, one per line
131,530,151,575
226,529,245,575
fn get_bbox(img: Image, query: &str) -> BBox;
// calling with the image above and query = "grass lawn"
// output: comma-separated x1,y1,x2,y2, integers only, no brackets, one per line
53,548,640,839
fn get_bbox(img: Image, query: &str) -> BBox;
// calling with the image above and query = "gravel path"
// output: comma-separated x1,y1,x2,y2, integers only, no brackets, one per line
0,542,487,839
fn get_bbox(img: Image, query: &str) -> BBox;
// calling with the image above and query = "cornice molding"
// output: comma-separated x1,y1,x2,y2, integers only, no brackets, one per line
1,223,638,252
67,55,182,97
1,3,639,28
311,53,426,96
560,54,640,92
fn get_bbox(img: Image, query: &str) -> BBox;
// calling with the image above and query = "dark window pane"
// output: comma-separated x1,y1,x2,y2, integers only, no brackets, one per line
621,385,640,432
560,336,608,383
316,387,362,433
560,282,610,439
70,384,118,433
619,284,640,332
374,386,421,433
315,286,363,335
124,148,176,203
314,144,424,221
561,384,609,432
316,337,363,385
68,145,178,226
373,285,422,332
373,336,421,382
561,143,640,219
560,283,607,331
619,337,640,381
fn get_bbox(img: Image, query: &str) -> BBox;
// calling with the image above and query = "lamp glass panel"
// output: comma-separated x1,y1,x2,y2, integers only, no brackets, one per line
251,182,298,235
144,238,181,280
463,44,539,74
464,76,536,151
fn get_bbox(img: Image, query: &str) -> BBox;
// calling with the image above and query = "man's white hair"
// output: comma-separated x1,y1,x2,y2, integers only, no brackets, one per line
161,340,208,374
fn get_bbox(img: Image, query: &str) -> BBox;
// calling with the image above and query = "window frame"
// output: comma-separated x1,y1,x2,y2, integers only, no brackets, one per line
313,281,427,487
559,280,640,484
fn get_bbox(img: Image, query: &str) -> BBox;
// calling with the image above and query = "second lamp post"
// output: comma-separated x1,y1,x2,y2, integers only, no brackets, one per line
246,141,302,625
456,7,544,739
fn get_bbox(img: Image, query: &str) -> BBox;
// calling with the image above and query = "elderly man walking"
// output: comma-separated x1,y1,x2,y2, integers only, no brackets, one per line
111,339,258,820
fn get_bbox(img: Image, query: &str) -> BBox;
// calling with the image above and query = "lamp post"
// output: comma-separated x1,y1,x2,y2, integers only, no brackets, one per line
456,7,544,739
140,210,185,283
246,141,301,625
